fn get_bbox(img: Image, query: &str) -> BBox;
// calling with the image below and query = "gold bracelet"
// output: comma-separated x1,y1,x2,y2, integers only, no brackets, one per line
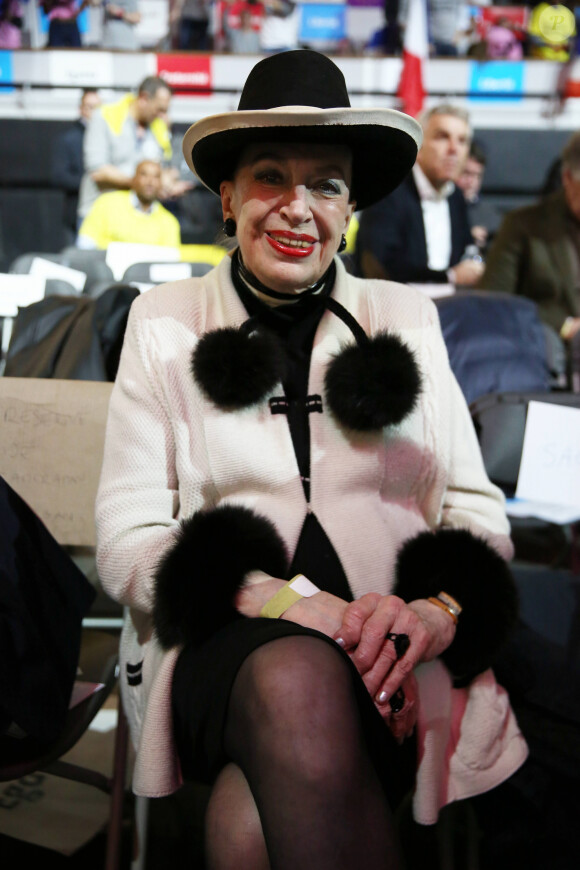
437,591,462,618
428,595,459,624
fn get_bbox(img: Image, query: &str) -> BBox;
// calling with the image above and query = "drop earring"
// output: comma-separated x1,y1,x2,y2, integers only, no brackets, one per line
223,218,237,237
338,234,347,253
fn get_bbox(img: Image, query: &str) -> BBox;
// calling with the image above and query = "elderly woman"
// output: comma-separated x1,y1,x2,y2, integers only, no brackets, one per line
96,51,527,869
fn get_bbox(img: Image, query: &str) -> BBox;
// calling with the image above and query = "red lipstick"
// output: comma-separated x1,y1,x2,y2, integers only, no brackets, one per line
266,232,316,258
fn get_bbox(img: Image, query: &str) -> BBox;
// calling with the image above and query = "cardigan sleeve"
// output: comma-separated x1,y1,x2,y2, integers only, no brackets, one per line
95,295,182,614
392,295,517,679
427,300,514,560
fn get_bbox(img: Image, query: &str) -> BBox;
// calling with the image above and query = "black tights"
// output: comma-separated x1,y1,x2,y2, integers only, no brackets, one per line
205,635,403,870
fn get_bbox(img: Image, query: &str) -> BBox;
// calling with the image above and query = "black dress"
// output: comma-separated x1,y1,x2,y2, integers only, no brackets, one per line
171,261,414,805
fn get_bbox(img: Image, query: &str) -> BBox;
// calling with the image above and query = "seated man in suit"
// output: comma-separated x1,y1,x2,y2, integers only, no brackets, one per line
456,140,503,255
479,132,580,342
77,159,181,250
51,88,101,243
356,104,482,287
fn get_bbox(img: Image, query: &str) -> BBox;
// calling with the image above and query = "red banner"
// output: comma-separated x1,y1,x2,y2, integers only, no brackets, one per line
477,6,529,40
156,54,212,94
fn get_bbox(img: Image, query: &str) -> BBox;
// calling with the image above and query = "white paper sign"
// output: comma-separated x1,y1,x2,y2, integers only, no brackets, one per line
29,257,86,292
0,274,46,317
105,243,180,281
149,263,192,283
515,401,580,509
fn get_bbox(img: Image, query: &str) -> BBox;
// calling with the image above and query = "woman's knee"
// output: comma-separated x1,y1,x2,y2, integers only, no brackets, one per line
205,763,269,870
226,636,363,777
232,635,352,720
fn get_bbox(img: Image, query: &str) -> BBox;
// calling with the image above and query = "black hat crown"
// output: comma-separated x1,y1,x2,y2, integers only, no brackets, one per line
237,50,351,112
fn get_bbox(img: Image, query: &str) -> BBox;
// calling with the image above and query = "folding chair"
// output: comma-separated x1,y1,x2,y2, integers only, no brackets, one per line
45,278,82,296
435,291,567,405
60,247,115,295
0,378,132,870
8,252,64,273
471,389,580,566
122,260,213,285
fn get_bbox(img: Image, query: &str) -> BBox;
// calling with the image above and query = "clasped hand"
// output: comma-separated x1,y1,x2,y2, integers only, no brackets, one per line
235,577,456,741
334,594,456,738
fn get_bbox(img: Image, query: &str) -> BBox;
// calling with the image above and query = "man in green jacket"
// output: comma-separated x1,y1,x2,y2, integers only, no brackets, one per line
479,132,580,342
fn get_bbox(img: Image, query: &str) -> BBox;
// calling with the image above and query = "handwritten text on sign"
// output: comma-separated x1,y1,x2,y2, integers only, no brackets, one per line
515,401,580,508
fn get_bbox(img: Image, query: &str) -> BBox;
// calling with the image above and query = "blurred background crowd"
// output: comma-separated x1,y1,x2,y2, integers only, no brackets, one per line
0,0,578,59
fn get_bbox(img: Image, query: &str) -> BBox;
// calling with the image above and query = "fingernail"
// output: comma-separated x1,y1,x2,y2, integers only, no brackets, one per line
378,691,389,704
335,637,345,648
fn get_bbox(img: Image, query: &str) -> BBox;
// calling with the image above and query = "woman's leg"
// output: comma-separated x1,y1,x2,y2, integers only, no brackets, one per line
212,635,403,870
205,763,270,870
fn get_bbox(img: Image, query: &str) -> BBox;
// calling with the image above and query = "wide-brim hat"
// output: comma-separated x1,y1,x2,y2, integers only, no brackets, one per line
182,50,422,210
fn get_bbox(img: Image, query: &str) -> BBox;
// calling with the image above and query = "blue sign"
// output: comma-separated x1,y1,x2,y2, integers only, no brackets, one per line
0,52,14,94
300,4,346,41
469,61,525,102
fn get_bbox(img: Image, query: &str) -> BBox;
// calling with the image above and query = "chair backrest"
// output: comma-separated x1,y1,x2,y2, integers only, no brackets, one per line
470,391,580,495
122,260,213,285
9,252,64,274
0,378,113,547
435,291,560,404
45,278,81,297
60,247,115,290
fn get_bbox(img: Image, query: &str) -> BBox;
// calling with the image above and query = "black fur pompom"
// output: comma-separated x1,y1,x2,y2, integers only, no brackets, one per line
324,333,421,431
394,528,518,681
192,327,286,410
153,505,288,649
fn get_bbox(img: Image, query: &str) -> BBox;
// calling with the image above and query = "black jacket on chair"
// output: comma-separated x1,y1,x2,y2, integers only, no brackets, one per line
356,174,473,283
0,478,95,742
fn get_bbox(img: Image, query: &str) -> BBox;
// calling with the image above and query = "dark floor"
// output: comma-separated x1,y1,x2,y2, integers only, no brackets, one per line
0,782,209,869
2,770,580,870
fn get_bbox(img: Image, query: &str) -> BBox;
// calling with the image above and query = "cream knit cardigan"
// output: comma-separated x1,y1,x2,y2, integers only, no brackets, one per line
96,256,528,823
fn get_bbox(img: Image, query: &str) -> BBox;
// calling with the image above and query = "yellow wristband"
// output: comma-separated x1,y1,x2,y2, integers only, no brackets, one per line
260,582,304,619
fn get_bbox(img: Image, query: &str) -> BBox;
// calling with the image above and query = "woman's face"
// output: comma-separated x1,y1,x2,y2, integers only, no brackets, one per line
220,142,355,294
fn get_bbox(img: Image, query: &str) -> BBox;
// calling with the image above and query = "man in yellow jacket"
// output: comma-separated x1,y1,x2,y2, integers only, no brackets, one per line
77,76,190,224
77,160,181,250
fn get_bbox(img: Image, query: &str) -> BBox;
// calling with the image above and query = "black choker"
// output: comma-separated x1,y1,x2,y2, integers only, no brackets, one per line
234,248,334,302
191,257,422,431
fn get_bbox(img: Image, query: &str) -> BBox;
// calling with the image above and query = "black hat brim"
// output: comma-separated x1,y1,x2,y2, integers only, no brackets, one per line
183,108,421,210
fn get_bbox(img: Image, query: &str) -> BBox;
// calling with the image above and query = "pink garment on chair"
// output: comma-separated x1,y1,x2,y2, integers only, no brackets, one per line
0,0,22,48
486,26,523,59
46,0,79,20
